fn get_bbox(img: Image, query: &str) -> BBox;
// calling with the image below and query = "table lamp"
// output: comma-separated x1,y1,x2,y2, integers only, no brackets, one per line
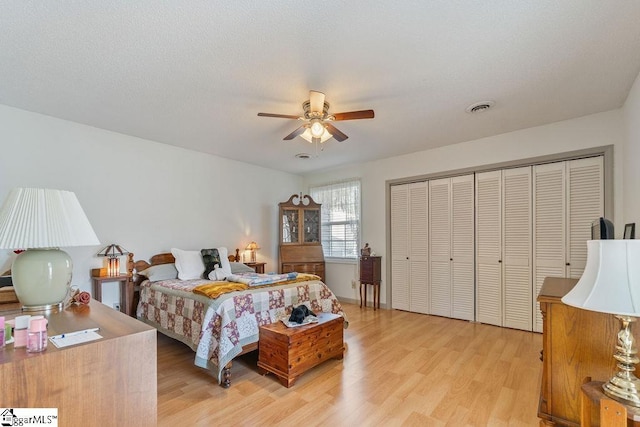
0,188,100,311
562,240,640,407
245,241,260,263
97,244,129,276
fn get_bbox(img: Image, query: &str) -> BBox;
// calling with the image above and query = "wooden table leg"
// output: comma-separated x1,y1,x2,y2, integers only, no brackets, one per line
122,278,134,316
119,279,128,315
374,284,379,310
363,283,367,308
92,278,102,302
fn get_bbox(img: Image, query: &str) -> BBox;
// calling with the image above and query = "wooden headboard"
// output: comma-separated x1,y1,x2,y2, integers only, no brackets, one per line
133,248,241,274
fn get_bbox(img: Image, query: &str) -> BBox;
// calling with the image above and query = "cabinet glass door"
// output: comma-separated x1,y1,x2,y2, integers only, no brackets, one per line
282,209,299,243
304,209,320,243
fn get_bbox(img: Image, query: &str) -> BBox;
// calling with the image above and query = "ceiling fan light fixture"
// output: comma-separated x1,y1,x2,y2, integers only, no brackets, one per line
310,119,325,138
300,127,332,144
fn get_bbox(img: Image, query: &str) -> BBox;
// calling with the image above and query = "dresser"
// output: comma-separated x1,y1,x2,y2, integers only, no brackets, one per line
360,256,381,309
537,277,640,426
278,194,325,282
0,300,157,426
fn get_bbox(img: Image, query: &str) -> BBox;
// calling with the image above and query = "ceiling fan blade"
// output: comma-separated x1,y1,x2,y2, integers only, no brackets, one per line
283,125,307,140
309,91,326,113
332,110,375,121
258,113,300,119
325,123,348,142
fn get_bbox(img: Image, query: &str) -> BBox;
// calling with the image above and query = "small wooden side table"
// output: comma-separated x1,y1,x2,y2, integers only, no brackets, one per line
245,262,266,273
581,380,640,426
360,256,382,310
91,273,133,316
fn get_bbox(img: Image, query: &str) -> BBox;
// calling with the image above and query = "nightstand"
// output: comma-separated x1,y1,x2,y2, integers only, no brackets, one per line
245,262,266,273
91,272,133,315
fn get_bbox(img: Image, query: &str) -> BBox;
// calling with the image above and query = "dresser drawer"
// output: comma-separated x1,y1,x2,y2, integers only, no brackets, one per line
281,262,325,282
359,256,381,283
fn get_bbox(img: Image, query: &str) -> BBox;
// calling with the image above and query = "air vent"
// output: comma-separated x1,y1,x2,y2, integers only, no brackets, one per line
295,153,311,159
466,101,495,114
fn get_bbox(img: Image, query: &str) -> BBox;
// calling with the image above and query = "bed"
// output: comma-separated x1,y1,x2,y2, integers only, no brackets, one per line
133,248,347,388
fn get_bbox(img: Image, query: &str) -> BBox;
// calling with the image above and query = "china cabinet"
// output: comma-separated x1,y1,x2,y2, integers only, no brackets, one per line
278,194,325,281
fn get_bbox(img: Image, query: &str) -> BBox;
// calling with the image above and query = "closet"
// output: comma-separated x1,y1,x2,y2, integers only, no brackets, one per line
389,155,604,332
429,175,474,321
532,157,603,332
390,182,429,313
475,167,532,330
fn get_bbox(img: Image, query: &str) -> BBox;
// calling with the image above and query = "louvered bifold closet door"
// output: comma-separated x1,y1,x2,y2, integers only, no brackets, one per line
409,182,429,314
502,167,532,331
391,184,410,311
451,175,475,321
475,171,502,326
566,157,603,279
533,162,566,333
429,178,451,317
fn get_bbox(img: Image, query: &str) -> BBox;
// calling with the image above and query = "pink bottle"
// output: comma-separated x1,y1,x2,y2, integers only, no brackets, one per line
27,317,48,353
13,315,30,348
0,316,5,348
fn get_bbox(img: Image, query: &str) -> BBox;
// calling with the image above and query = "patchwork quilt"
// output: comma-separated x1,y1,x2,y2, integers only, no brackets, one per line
136,277,346,382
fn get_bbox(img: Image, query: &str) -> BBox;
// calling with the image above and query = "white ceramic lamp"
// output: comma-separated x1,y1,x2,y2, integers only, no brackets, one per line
0,188,100,311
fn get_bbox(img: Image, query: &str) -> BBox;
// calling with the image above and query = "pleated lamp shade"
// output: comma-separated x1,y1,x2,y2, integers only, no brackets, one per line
562,239,640,407
0,188,100,310
562,240,640,316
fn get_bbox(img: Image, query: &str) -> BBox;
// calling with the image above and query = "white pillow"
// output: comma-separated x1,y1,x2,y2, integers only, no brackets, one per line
138,264,178,282
171,248,205,280
216,247,232,278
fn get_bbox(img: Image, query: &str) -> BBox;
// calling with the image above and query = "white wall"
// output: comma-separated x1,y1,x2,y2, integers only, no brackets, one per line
303,109,625,306
0,105,302,307
623,71,640,224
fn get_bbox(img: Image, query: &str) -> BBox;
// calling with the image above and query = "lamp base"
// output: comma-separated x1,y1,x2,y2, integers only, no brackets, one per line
21,302,64,313
603,374,640,407
603,315,640,407
12,248,73,310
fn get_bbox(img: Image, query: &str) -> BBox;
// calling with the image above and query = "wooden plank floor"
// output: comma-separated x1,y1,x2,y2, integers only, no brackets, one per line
157,303,543,426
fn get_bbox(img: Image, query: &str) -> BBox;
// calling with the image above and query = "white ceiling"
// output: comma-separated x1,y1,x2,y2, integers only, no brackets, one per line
1,1,640,175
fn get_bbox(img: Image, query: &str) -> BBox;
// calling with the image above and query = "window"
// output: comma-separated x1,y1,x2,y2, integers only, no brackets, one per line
310,180,361,260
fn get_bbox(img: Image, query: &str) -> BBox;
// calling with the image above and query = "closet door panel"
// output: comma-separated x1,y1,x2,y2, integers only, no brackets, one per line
566,157,604,278
533,162,566,333
476,171,502,326
410,261,429,314
429,178,451,317
430,261,451,316
409,182,429,314
391,185,410,310
451,175,475,321
502,167,532,331
503,266,532,330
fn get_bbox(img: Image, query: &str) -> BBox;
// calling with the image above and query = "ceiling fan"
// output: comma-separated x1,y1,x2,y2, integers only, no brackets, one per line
258,90,374,144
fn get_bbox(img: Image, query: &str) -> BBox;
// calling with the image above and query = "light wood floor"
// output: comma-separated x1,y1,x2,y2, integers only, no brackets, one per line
157,303,543,426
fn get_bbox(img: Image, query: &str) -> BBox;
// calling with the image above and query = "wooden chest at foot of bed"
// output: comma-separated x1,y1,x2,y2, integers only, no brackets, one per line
257,312,344,387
